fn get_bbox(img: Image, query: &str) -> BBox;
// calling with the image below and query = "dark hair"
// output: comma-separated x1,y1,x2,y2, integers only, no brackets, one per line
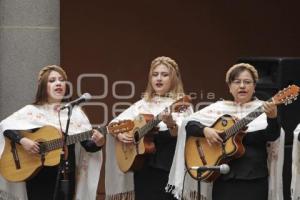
33,65,70,105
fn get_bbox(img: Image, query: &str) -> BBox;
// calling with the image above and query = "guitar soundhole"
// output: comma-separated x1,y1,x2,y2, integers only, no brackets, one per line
221,119,228,127
134,130,140,144
38,142,47,154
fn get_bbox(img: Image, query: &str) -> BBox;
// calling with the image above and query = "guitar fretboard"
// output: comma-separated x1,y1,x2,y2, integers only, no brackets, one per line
138,116,161,139
136,97,187,140
223,97,273,141
40,126,107,152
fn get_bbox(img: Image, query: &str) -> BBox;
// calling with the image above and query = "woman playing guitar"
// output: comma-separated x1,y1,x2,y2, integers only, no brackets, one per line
105,56,193,200
168,63,283,200
0,65,105,200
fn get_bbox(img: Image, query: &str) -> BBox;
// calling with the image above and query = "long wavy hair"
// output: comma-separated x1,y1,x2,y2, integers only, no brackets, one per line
33,65,70,105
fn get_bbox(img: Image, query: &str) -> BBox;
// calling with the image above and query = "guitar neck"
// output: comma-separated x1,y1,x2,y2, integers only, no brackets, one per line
43,126,108,152
66,130,93,145
137,95,190,139
221,84,300,139
138,101,175,139
139,117,161,138
66,126,108,145
224,100,271,139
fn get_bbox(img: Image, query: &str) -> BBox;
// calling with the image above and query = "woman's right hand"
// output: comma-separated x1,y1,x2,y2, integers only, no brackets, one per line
20,138,40,154
203,127,223,146
116,132,134,143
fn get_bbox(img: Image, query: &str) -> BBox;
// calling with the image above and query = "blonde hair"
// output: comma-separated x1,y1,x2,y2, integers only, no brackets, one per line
144,56,184,101
225,63,259,84
34,65,69,105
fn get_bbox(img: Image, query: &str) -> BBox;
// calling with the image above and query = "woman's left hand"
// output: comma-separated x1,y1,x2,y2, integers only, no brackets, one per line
161,111,178,136
161,112,177,129
91,129,105,147
263,101,278,118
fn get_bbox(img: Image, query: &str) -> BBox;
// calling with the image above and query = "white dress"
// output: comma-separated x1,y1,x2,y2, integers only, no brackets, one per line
291,124,300,200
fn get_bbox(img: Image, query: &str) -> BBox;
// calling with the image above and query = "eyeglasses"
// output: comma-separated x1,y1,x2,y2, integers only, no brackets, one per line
231,79,254,86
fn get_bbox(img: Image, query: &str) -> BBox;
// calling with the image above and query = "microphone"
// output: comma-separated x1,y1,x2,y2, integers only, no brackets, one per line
189,164,230,174
60,93,92,110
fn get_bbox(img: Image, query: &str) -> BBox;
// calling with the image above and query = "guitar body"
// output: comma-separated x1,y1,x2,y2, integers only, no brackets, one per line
0,126,62,182
115,95,192,173
0,119,133,182
185,115,246,182
115,114,156,173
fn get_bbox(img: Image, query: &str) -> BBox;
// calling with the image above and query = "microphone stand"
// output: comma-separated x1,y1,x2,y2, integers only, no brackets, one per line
197,168,202,200
53,106,72,200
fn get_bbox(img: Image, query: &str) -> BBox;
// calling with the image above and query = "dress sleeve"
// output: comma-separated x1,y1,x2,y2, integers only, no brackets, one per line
185,120,206,138
3,130,23,144
74,106,102,152
263,117,281,141
80,140,102,152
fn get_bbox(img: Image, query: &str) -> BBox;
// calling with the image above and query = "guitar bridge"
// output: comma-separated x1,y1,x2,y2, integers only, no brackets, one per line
11,141,21,169
221,142,227,156
196,139,207,165
39,142,47,165
135,143,139,154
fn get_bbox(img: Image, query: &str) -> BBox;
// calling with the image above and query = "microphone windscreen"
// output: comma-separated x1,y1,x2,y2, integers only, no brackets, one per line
82,93,92,101
220,164,230,174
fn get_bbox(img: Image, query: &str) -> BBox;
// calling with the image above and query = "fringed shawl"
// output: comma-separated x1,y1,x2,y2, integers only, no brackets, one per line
167,99,284,200
0,104,102,200
105,96,193,200
291,124,300,200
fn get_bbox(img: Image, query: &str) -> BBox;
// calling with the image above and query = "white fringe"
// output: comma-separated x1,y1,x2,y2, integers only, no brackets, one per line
0,190,19,200
105,191,134,200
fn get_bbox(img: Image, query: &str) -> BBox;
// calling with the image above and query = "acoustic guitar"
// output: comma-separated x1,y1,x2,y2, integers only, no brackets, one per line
115,95,191,173
0,120,133,182
185,85,300,182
